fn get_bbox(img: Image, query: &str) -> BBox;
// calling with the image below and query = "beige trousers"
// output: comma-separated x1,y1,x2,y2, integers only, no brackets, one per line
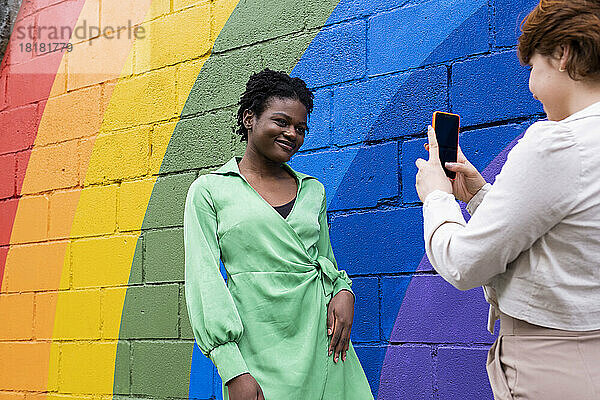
486,313,600,400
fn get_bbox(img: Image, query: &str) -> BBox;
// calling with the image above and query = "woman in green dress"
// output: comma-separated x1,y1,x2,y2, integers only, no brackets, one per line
184,69,374,400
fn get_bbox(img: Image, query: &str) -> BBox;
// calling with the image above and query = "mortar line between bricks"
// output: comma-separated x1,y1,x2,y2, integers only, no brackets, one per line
36,391,196,400
99,287,105,337
5,165,200,200
495,44,520,51
0,146,35,158
5,234,135,248
314,62,454,92
488,0,495,50
0,193,21,201
350,344,389,349
315,87,329,147
11,134,84,151
364,14,369,78
80,169,198,190
351,340,390,346
128,338,133,395
114,180,122,233
0,338,121,343
12,151,17,197
57,340,63,389
177,282,183,339
296,137,402,154
209,0,215,43
322,0,433,32
0,338,197,344
432,344,439,399
446,64,452,110
1,237,71,248
122,338,196,343
458,114,546,132
146,124,153,178
140,234,146,284
328,202,422,217
0,280,186,295
348,271,440,279
177,103,237,121
97,0,103,33
377,276,383,342
311,10,373,30
0,60,6,107
31,290,37,340
210,26,317,56
297,136,418,156
363,47,517,82
398,139,403,204
386,342,493,348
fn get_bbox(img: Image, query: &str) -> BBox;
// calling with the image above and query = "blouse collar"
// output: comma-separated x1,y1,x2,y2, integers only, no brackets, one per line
210,156,313,182
562,100,600,123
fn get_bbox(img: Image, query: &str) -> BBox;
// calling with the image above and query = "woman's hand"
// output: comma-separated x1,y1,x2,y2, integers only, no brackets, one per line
226,373,265,400
327,289,355,363
415,125,453,202
445,147,487,203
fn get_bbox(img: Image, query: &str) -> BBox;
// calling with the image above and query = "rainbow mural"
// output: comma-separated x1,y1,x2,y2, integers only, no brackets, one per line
0,0,541,399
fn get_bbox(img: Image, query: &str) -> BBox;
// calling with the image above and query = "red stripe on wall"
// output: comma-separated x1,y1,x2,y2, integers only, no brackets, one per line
0,0,87,289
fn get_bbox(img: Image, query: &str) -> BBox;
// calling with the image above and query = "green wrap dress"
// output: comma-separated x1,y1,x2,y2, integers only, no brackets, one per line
184,157,374,400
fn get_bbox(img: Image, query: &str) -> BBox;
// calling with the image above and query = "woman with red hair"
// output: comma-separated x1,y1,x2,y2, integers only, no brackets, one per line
415,1,600,399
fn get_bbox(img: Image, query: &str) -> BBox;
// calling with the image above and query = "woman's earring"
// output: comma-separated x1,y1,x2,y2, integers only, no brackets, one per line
559,67,566,72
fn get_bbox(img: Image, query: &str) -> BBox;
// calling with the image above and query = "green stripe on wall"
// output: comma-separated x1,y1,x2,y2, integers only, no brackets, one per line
114,0,339,397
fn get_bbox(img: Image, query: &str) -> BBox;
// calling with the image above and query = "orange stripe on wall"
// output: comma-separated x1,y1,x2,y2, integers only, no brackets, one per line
0,0,153,395
53,0,241,394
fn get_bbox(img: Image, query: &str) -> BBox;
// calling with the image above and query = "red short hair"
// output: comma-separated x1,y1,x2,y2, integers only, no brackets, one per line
518,0,600,80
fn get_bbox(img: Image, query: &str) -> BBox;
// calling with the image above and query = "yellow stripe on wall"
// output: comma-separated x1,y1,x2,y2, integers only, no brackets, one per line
49,0,241,395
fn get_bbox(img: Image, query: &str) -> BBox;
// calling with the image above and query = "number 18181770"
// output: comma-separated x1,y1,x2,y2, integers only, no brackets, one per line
19,42,73,53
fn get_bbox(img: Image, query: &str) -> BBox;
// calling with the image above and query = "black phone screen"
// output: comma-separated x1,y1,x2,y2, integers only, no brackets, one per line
433,112,459,179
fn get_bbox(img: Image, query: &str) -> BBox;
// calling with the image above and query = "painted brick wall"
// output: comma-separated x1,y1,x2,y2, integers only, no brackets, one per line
0,0,543,399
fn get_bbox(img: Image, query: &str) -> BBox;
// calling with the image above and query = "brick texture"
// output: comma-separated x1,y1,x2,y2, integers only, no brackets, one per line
0,0,544,399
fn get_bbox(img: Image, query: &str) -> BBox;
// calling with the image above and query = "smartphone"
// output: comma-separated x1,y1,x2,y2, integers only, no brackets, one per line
432,111,460,179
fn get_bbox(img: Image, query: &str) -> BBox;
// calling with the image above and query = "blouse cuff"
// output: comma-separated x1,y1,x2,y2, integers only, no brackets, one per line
332,272,354,300
208,341,249,385
466,183,491,215
423,190,465,238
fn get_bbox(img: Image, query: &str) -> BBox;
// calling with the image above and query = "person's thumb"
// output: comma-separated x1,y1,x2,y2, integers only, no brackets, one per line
445,161,472,174
327,303,334,336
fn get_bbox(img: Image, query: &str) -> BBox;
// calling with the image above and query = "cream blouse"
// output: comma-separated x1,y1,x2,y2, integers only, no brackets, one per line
423,101,600,332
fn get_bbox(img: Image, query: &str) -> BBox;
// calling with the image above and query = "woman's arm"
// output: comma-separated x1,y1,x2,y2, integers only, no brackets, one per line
466,183,491,215
423,121,580,291
316,187,353,298
184,177,249,385
316,186,355,363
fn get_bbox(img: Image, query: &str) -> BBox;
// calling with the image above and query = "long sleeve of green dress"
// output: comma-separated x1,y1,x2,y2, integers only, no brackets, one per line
184,179,249,384
184,157,373,400
315,188,353,299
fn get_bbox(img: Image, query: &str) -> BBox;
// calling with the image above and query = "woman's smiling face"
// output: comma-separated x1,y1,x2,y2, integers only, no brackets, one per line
244,96,308,163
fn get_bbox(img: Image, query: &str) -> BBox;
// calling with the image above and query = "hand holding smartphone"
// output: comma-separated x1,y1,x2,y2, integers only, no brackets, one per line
431,111,460,179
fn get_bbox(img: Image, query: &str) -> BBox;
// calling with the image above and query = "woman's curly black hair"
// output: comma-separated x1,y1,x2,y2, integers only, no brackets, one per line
236,68,314,142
